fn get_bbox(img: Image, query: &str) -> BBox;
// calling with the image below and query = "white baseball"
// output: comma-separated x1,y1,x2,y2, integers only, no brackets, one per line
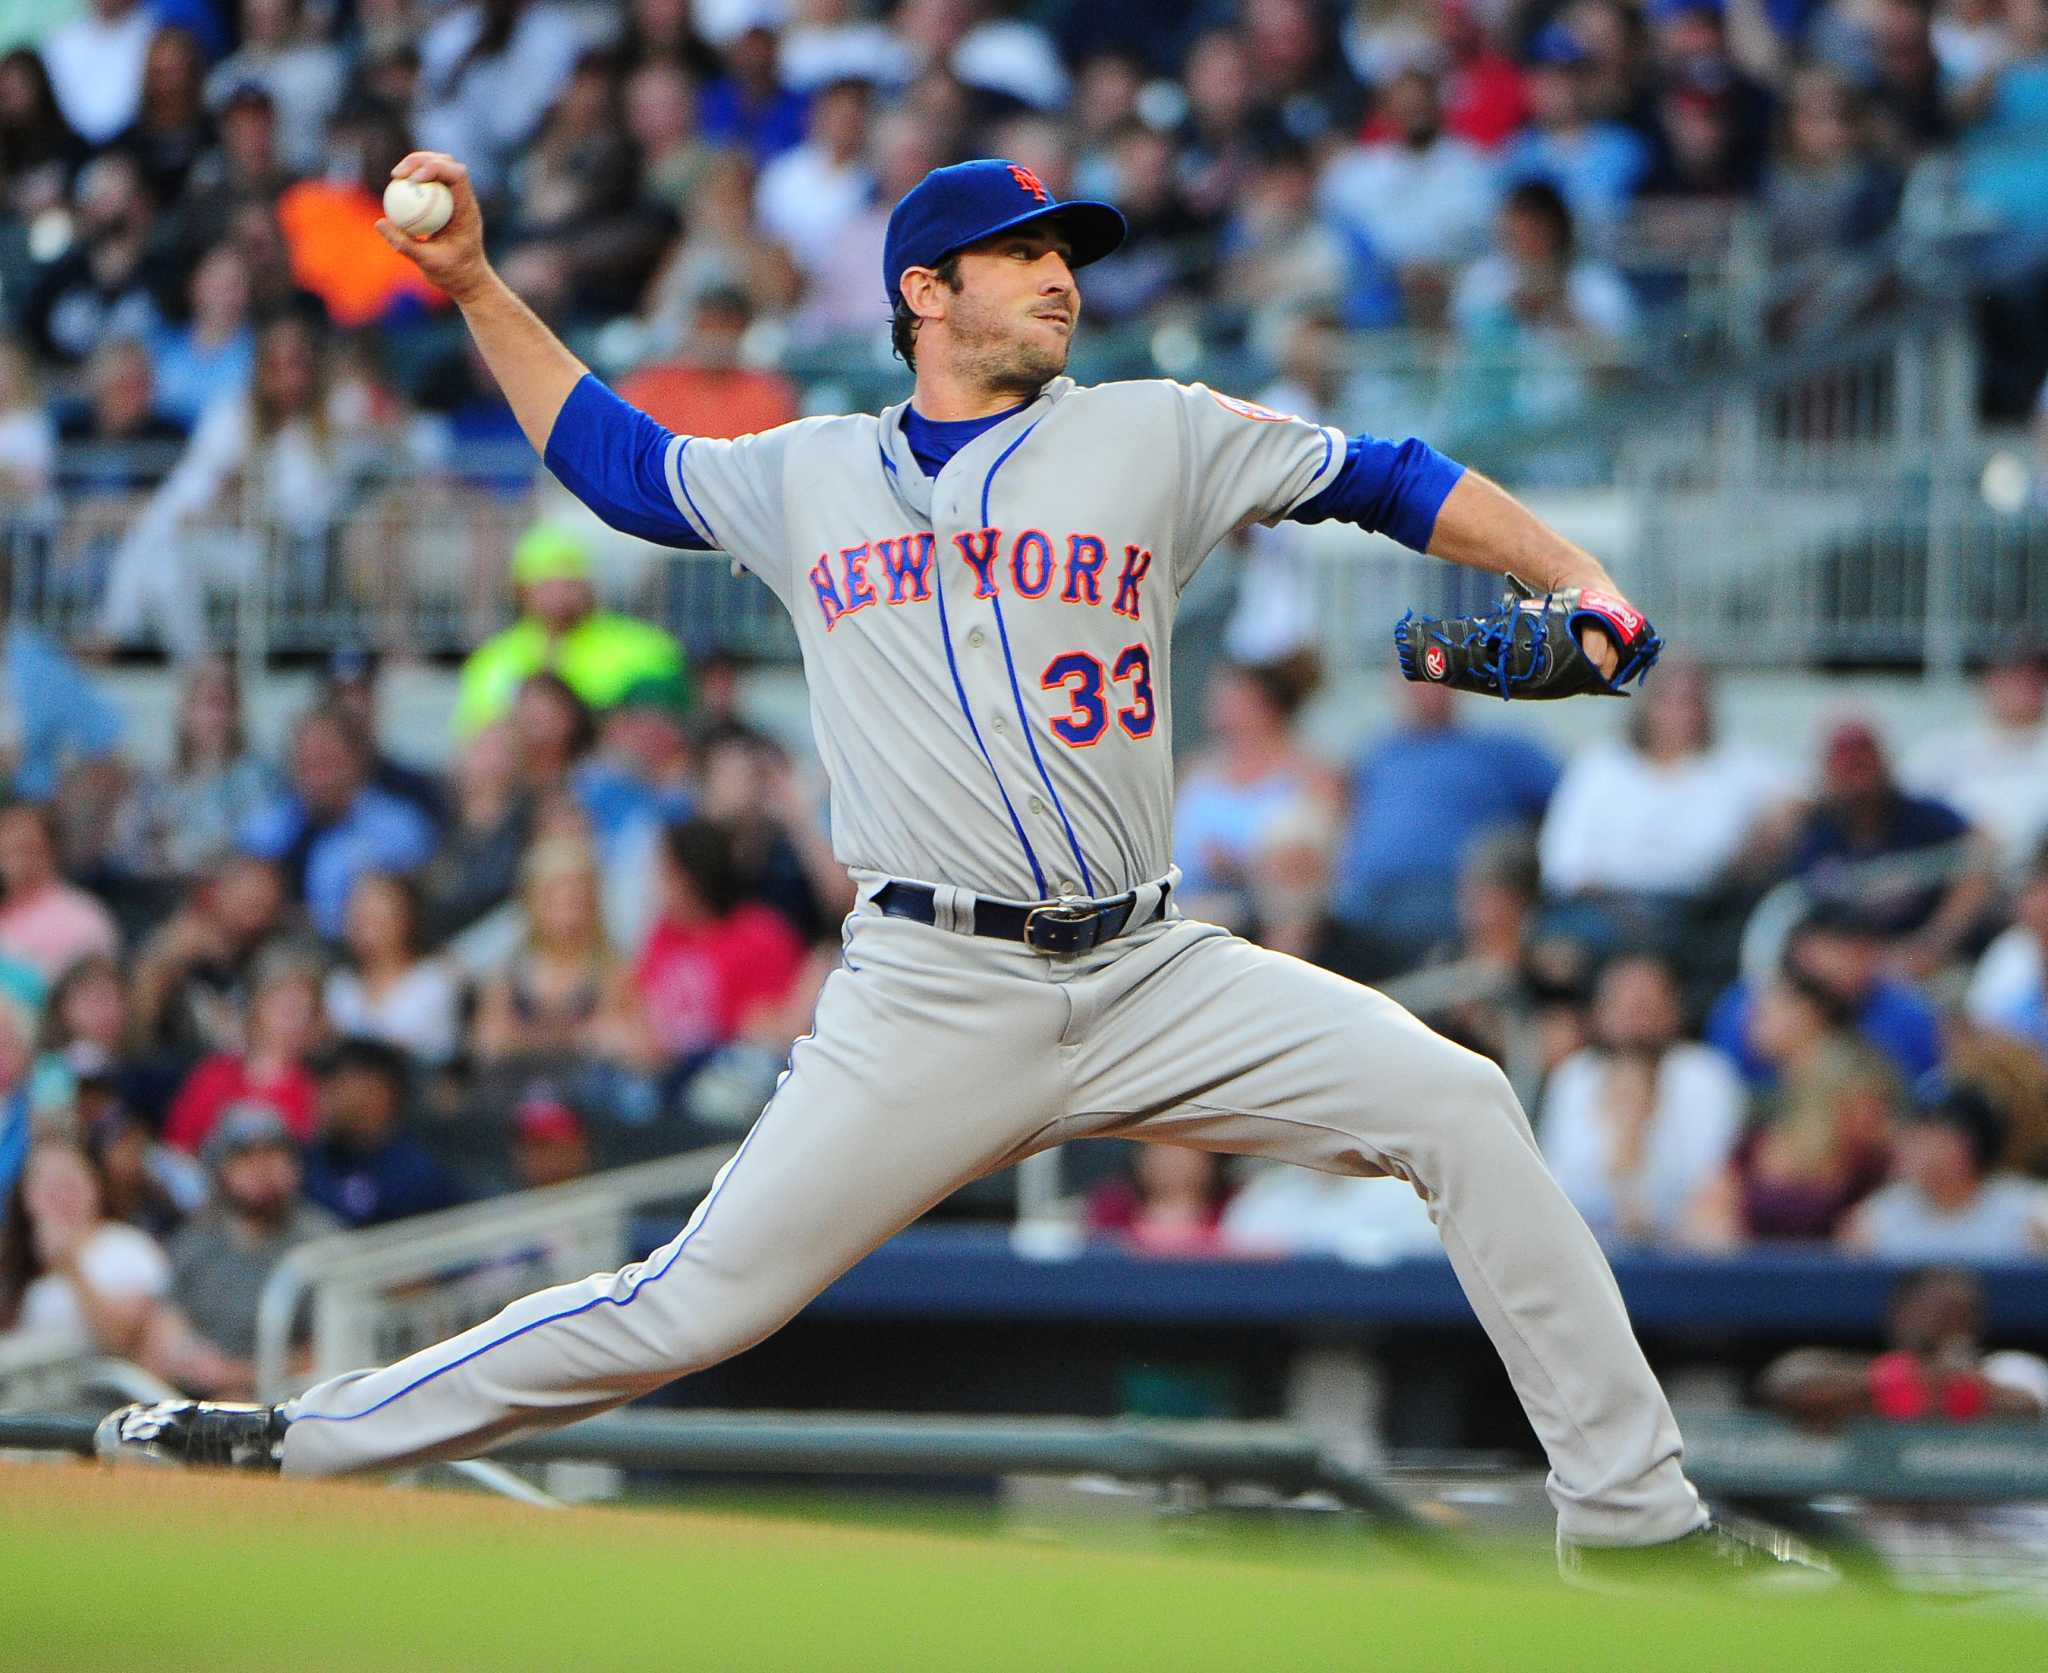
383,176,454,239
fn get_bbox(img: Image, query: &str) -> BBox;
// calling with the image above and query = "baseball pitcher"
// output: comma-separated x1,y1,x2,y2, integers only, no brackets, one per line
100,155,1820,1584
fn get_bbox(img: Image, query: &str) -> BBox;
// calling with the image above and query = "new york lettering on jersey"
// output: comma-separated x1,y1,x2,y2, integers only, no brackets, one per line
806,531,1150,629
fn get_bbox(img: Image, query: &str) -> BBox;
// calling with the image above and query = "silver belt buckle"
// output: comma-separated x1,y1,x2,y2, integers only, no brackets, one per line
1022,894,1096,954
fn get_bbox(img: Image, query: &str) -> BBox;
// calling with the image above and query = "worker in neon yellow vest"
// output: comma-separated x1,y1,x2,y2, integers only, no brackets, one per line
455,522,689,736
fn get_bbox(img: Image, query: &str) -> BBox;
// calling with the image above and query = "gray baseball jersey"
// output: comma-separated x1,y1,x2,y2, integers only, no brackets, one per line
281,373,1705,1549
668,375,1342,899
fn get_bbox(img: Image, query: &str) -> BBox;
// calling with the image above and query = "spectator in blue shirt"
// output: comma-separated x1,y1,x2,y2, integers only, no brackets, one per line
1787,717,1997,977
572,671,697,848
1501,26,1651,240
1967,835,2048,1061
238,708,436,941
0,994,32,1209
1956,0,2048,413
1331,675,1560,971
1173,657,1341,931
1707,900,1943,1090
1956,0,2048,240
697,23,809,162
303,1037,462,1229
146,243,256,428
321,648,445,831
1,584,124,804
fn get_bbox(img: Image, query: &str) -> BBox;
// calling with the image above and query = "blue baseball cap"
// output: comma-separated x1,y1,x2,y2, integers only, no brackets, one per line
882,158,1127,303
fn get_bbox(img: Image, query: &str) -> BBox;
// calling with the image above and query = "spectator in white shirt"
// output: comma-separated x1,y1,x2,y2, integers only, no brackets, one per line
789,106,947,343
0,336,55,508
414,0,584,197
896,0,1070,111
1451,180,1639,424
1319,68,1496,304
1541,952,1747,1244
0,1134,169,1358
780,0,914,93
101,315,376,657
325,872,463,1069
1905,648,2048,869
1221,1164,1444,1261
754,75,877,280
203,0,347,175
39,0,154,147
1842,1081,2048,1259
1540,661,1800,906
1967,834,2048,1058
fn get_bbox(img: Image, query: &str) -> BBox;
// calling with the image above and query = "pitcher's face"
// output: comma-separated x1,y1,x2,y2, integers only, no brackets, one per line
945,225,1079,393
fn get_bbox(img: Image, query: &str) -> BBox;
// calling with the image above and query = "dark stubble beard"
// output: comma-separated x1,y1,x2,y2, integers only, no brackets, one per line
948,286,1072,402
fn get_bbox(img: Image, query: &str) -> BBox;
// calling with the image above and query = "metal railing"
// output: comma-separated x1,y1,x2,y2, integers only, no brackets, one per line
11,464,2037,679
251,1143,732,1401
2,440,807,663
3,210,2013,676
1620,475,2048,674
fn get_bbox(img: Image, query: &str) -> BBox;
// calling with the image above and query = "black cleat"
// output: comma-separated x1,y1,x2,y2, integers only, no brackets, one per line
94,1401,290,1472
1559,1515,1837,1593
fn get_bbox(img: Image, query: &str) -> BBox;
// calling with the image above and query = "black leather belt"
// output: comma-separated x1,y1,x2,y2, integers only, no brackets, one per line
874,880,1169,955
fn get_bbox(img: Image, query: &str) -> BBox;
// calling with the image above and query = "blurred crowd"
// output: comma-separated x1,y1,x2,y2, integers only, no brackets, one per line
0,514,851,1386
0,0,2045,653
15,547,2040,1400
1087,642,2048,1267
2,0,2048,1391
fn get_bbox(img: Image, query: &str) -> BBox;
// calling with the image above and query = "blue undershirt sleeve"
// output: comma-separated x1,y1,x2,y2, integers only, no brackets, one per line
1286,434,1467,553
541,374,714,550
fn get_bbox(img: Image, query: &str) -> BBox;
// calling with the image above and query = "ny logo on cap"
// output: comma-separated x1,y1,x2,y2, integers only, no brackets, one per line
1008,164,1049,203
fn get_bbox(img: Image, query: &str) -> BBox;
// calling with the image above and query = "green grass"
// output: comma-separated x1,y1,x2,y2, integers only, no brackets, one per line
2,1465,2043,1673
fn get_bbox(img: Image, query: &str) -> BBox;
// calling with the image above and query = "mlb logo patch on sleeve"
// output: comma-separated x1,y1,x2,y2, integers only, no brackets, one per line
1206,390,1290,422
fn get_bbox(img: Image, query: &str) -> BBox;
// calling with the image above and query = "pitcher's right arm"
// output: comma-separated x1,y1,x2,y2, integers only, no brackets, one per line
375,153,584,453
374,152,713,550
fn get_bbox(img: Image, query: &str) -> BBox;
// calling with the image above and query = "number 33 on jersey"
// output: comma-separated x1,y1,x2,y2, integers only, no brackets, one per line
614,375,1341,903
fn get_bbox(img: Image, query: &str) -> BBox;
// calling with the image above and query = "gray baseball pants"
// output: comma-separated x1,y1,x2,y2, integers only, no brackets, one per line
282,899,1705,1546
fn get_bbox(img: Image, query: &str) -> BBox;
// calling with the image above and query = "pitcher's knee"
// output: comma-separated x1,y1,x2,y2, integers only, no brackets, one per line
625,1274,806,1380
1416,1033,1508,1111
1411,1046,1539,1169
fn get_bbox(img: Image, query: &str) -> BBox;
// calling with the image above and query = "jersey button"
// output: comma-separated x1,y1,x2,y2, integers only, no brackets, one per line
991,715,1007,733
967,628,986,648
1057,879,1080,895
1029,796,1046,815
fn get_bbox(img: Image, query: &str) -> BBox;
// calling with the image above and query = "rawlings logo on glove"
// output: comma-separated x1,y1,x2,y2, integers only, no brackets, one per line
1394,576,1663,700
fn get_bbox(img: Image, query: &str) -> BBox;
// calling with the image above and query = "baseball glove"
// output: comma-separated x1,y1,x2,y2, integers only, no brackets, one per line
1394,577,1662,700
